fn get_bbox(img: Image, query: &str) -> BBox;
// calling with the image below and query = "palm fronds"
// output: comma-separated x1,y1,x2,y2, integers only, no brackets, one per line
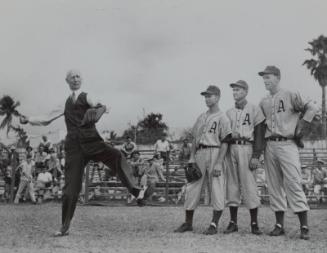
0,95,21,135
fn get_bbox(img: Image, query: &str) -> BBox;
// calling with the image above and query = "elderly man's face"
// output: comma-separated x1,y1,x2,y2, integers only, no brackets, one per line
66,70,82,91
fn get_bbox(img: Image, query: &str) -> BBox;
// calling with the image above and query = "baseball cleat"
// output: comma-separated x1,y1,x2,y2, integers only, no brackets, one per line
269,224,285,236
300,226,310,240
203,223,218,235
251,222,263,235
174,223,193,233
224,221,238,234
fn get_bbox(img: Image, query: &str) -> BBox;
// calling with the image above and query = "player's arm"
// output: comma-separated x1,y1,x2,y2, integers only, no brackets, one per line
292,92,318,136
213,134,231,177
213,116,232,176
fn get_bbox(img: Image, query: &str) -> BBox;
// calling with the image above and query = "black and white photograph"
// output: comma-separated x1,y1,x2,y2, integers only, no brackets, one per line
0,1,327,252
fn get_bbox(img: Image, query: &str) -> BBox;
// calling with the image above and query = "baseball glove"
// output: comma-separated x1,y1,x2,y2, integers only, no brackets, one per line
184,162,202,183
80,105,106,127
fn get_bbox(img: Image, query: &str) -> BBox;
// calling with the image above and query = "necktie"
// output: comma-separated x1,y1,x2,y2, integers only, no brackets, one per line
71,92,76,103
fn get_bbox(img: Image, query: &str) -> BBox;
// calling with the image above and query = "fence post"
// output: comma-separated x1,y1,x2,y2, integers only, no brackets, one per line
165,154,169,204
84,163,90,204
9,150,17,203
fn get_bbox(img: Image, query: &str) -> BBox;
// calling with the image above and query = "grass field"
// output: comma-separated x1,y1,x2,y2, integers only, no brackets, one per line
0,203,326,253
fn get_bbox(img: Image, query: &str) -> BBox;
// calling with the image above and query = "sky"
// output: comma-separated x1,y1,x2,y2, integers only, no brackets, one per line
0,0,326,144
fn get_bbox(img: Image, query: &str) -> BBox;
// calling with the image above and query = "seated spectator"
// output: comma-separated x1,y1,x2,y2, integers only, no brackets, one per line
35,167,54,202
312,160,327,202
130,151,145,184
26,146,34,158
39,135,52,153
154,134,170,163
301,165,312,195
179,138,192,163
2,160,11,201
34,146,49,175
139,154,166,194
47,148,62,180
36,167,53,188
121,136,137,159
14,154,36,204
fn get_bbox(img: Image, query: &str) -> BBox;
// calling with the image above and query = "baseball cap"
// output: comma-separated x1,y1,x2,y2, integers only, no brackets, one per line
230,80,248,91
258,65,281,77
200,85,221,96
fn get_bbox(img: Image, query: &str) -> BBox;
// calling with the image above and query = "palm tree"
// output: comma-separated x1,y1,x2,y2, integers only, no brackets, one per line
303,35,327,138
0,95,21,135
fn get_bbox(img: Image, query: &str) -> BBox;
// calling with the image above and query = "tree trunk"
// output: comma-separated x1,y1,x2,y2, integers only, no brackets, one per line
322,85,326,139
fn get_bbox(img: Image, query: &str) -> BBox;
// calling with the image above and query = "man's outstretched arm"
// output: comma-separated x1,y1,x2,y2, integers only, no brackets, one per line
20,109,64,126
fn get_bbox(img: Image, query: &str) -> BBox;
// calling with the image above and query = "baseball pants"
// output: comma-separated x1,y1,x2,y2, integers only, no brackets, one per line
184,148,225,211
226,144,260,209
264,140,309,213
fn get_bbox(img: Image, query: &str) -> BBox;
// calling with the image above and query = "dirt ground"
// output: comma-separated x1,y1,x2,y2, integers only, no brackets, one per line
0,203,326,253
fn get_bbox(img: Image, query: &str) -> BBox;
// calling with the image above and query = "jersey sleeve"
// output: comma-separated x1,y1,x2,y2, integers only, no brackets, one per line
290,92,317,122
219,115,232,141
191,114,204,139
253,105,265,126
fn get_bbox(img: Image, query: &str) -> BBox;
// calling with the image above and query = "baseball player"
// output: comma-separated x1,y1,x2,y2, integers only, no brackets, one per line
174,85,232,235
258,65,317,240
224,80,265,235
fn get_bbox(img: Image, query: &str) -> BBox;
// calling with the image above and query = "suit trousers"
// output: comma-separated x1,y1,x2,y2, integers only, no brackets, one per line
61,139,140,231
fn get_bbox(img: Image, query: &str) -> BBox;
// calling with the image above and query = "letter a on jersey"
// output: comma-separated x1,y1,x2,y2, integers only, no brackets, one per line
242,113,251,125
277,100,285,113
209,122,217,134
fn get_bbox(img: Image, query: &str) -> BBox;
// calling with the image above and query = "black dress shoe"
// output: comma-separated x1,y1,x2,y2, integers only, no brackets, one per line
300,226,310,240
203,223,217,235
269,224,285,236
174,223,193,233
53,230,69,237
251,222,262,235
136,185,154,206
224,221,238,234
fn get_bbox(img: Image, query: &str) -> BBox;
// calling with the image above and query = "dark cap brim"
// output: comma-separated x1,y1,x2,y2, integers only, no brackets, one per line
230,83,240,88
258,71,267,76
230,83,248,90
200,91,212,95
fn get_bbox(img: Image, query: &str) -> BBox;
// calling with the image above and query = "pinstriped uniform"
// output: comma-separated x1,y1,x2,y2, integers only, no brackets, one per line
184,110,231,210
225,103,264,209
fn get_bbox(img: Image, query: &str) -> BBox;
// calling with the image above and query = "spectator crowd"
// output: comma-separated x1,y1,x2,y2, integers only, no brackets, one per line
1,134,327,205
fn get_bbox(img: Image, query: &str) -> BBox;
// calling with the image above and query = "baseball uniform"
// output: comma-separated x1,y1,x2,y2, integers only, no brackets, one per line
225,102,265,209
184,110,232,211
260,89,316,212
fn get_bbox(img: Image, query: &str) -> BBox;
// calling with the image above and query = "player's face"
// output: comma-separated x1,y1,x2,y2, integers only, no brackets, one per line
66,71,82,91
262,74,279,92
232,87,247,101
204,94,219,107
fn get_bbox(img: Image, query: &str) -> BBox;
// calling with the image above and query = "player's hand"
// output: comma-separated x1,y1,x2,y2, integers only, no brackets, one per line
212,164,222,177
295,119,311,138
231,131,240,139
249,158,260,171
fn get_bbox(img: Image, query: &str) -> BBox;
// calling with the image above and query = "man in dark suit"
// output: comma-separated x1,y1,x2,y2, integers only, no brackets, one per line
21,70,150,236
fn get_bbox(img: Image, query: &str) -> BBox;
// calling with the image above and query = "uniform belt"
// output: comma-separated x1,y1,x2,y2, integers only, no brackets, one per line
197,144,220,150
230,139,252,145
266,136,289,142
